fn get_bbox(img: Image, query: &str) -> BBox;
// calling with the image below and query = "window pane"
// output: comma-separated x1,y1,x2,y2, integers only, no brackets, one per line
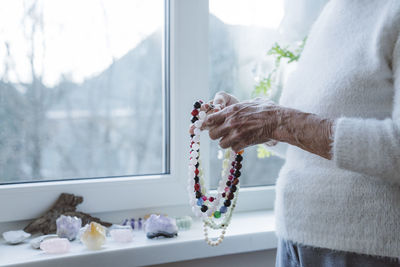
209,0,285,188
0,0,167,184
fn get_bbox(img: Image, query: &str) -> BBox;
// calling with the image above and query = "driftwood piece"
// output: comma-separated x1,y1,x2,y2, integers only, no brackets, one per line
24,193,112,234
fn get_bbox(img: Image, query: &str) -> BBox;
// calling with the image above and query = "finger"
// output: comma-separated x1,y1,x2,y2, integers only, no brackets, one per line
201,110,226,129
189,124,195,135
219,131,239,149
213,93,227,109
208,123,232,140
231,142,246,153
200,103,210,112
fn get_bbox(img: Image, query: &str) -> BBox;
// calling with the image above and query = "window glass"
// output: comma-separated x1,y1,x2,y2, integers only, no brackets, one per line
0,0,167,184
209,0,285,188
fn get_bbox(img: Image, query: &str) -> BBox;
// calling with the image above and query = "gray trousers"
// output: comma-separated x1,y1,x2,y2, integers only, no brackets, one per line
276,239,400,267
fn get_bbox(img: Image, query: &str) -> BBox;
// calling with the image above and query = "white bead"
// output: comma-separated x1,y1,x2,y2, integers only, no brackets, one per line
195,209,202,217
194,120,203,128
190,158,198,165
192,143,200,150
191,151,199,158
194,128,201,135
192,135,200,142
206,209,213,217
199,111,206,119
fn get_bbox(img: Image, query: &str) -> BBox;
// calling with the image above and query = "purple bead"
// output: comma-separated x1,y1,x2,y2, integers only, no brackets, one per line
122,219,128,226
130,218,135,230
138,218,143,230
220,206,227,213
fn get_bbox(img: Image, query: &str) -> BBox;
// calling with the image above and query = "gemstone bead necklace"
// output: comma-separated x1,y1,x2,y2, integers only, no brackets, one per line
188,100,243,246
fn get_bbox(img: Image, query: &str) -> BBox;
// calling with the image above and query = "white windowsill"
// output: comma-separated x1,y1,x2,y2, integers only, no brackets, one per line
0,210,276,267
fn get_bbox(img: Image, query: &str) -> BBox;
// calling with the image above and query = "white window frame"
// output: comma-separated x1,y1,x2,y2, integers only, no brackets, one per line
0,0,275,224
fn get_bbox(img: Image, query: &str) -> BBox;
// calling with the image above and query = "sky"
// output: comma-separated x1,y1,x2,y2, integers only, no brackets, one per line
0,0,283,87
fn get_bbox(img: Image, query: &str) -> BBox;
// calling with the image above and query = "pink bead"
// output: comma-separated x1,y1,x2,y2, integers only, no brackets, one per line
230,168,235,174
224,187,229,192
202,196,207,201
228,175,234,180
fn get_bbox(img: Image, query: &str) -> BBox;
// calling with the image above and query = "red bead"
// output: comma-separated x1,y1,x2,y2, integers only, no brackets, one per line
228,175,234,180
209,197,214,202
202,196,207,201
231,161,236,166
194,184,200,191
230,168,235,174
191,109,199,116
195,169,199,175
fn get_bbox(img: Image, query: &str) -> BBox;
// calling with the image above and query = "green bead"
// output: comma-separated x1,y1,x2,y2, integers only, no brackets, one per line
213,211,221,218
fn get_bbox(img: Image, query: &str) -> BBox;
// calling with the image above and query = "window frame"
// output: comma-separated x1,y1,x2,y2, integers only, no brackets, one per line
0,0,275,224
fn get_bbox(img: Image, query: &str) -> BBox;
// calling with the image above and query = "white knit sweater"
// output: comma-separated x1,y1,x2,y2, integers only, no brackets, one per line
275,0,400,258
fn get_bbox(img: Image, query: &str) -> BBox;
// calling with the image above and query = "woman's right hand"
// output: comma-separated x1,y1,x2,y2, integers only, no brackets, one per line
189,92,238,135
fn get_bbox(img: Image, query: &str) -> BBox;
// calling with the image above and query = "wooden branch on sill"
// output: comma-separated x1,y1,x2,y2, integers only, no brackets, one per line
24,193,112,234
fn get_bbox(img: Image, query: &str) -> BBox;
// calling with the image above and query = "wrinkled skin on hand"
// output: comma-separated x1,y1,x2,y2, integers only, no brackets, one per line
198,92,334,160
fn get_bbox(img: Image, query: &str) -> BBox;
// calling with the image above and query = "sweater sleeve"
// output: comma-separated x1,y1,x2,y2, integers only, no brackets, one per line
332,34,400,183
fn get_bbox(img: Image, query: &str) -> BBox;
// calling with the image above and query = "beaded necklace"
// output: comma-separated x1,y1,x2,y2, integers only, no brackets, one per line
189,100,243,246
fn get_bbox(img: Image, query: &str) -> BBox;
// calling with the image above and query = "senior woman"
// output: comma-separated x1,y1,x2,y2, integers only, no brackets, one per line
199,0,400,266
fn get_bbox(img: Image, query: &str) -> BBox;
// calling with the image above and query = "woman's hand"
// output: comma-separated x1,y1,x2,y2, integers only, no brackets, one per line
189,92,238,135
201,97,334,160
201,98,280,151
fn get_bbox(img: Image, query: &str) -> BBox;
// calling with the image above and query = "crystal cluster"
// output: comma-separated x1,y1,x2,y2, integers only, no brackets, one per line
110,228,134,243
144,214,178,239
80,222,106,250
2,230,31,244
175,216,192,230
56,215,82,241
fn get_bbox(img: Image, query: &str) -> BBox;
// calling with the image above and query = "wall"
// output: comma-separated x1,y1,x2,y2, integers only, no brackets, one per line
153,249,277,267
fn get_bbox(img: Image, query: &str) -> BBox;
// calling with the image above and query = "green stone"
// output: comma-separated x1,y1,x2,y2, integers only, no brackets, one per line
213,211,221,218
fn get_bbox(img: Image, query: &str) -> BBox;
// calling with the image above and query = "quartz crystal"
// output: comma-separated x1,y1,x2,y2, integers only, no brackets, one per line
30,234,59,249
2,230,31,244
40,238,71,254
56,215,82,241
110,229,134,243
80,222,106,250
144,214,178,239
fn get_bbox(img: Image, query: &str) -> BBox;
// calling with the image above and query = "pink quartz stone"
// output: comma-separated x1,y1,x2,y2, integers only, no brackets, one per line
110,229,134,243
40,238,71,254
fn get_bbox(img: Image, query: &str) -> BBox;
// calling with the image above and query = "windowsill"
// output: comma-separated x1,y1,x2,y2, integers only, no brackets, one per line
0,210,276,267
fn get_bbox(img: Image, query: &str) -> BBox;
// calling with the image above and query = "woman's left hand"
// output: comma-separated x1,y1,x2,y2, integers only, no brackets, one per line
201,98,334,160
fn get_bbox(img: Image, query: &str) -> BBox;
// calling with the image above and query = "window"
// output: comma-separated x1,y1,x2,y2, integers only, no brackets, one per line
0,0,279,224
209,0,285,188
0,0,167,184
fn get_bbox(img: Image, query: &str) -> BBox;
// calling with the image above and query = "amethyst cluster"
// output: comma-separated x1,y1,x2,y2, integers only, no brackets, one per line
56,215,82,241
144,214,178,239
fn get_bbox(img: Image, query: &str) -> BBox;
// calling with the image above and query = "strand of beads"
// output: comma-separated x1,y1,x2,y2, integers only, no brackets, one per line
189,100,244,246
